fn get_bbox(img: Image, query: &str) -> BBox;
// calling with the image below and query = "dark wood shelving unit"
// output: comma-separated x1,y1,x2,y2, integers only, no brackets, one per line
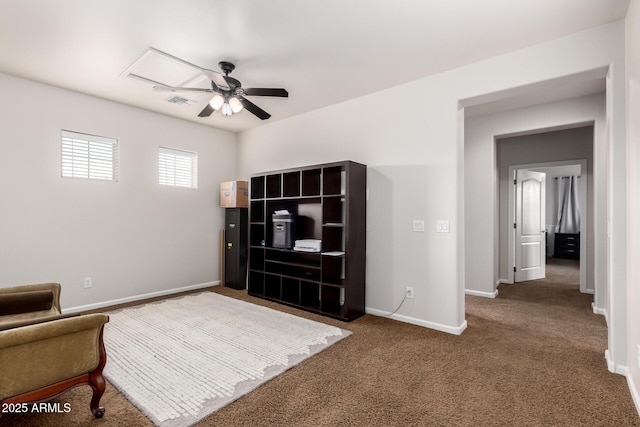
248,160,366,321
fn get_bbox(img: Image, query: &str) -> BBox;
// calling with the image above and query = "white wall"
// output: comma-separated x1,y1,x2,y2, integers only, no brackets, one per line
625,0,640,413
465,95,604,300
0,73,237,310
237,22,627,340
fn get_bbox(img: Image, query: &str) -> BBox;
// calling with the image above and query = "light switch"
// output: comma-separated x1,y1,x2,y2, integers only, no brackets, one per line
412,220,425,232
436,220,450,233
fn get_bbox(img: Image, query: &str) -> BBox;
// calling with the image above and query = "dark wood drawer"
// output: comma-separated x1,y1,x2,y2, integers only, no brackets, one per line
554,233,580,259
555,233,580,243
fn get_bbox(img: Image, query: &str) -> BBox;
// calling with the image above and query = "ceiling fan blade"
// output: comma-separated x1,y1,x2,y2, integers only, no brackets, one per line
243,88,289,97
198,103,215,118
201,69,231,91
153,85,213,93
239,96,271,120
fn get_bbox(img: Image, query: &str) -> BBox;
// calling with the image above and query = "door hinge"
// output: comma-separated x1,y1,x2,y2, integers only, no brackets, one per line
513,179,517,185
513,223,517,229
513,266,516,272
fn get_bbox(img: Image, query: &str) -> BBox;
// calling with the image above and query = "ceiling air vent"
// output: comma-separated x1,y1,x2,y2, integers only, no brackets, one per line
166,95,195,107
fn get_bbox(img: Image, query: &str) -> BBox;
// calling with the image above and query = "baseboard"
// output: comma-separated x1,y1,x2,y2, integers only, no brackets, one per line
592,303,608,325
628,371,640,416
64,281,220,313
366,307,467,335
499,279,512,284
605,349,628,376
592,302,606,315
465,289,499,298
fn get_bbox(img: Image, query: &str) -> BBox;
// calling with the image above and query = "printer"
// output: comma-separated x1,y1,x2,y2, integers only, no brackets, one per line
293,239,322,253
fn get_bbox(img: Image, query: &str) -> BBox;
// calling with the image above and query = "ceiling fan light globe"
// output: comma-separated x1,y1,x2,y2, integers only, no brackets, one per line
221,102,233,117
209,94,224,110
229,97,244,113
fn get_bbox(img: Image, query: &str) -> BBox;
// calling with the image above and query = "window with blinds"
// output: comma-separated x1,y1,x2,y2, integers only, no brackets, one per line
159,147,197,188
61,130,119,181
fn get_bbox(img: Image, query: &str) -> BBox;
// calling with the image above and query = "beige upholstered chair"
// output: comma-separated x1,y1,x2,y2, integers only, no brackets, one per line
0,283,109,418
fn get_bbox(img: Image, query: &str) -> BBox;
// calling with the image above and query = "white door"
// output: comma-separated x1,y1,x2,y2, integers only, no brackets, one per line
515,170,546,282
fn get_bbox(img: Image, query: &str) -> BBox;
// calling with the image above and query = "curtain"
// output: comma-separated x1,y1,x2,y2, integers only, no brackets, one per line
555,176,580,233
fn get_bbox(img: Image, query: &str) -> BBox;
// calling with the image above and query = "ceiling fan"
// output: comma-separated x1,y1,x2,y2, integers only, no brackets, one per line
153,61,288,120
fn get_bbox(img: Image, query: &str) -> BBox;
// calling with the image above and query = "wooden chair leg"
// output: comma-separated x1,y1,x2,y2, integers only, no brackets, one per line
89,373,106,418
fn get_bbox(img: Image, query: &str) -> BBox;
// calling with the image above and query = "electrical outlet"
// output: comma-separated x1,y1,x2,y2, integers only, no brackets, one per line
84,277,92,289
406,287,414,299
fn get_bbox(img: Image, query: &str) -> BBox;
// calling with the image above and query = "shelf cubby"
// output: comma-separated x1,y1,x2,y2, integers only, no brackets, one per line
282,277,300,304
322,255,345,285
322,196,344,224
302,169,321,196
283,172,301,197
300,281,321,310
250,224,265,247
250,200,265,223
321,285,344,315
249,248,265,270
250,176,265,199
264,274,281,298
323,166,345,195
266,174,282,198
249,271,264,295
322,226,344,253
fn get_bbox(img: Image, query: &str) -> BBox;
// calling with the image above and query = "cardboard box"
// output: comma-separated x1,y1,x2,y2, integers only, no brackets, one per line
220,181,249,208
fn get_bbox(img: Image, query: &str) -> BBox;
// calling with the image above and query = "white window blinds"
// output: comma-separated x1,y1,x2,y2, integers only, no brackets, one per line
61,130,119,181
159,147,197,188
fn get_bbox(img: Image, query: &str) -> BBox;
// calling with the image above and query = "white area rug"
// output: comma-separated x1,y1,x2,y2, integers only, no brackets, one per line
103,292,350,427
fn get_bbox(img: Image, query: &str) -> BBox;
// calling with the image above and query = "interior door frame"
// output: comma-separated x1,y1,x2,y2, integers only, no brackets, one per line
506,159,588,292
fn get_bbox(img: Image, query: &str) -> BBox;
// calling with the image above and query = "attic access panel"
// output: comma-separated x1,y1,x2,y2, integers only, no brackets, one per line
121,47,208,88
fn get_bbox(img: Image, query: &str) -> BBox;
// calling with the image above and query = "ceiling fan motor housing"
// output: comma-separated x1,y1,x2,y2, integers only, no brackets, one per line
219,61,236,75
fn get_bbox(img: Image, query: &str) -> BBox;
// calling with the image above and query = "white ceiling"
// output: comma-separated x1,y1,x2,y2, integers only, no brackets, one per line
0,0,629,133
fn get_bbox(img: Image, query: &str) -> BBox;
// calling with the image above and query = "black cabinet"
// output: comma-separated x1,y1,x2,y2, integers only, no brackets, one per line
225,208,248,289
248,161,366,321
554,233,580,259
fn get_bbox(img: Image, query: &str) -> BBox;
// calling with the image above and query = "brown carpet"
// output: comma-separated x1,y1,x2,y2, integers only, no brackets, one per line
2,259,638,426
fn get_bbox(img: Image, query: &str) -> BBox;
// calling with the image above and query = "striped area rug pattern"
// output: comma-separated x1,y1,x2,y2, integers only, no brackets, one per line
103,292,350,427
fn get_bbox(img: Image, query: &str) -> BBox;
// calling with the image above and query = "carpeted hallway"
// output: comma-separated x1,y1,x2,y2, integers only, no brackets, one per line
1,259,638,426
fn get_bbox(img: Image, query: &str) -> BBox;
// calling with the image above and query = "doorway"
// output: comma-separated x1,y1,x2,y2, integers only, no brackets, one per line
498,126,593,295
461,71,615,371
507,160,588,293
